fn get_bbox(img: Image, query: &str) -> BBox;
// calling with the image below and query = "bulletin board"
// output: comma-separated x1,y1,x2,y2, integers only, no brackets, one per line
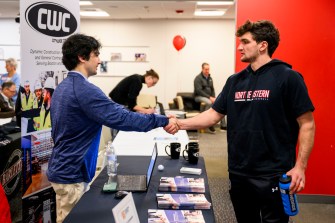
97,46,150,76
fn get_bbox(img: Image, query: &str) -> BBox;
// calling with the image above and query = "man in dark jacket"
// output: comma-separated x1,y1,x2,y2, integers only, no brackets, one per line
0,81,16,118
172,20,315,223
194,62,226,133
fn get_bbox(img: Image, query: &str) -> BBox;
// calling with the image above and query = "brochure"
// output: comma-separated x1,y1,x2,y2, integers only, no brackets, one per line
148,209,205,223
159,177,205,193
156,193,211,210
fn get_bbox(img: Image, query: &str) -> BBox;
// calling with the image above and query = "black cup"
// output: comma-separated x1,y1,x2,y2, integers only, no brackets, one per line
183,142,199,164
165,142,181,159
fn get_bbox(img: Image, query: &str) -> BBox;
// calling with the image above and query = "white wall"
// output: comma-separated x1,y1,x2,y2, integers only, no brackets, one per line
0,19,20,74
0,18,236,107
81,19,236,107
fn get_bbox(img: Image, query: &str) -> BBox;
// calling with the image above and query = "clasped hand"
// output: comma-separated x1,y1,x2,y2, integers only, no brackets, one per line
163,115,180,135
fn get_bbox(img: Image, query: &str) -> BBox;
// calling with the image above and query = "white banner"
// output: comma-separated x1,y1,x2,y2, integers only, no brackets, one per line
20,0,79,135
19,1,79,220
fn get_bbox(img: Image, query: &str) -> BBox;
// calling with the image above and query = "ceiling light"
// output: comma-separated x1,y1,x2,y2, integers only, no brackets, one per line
194,10,226,16
197,1,234,6
79,1,93,6
80,10,109,17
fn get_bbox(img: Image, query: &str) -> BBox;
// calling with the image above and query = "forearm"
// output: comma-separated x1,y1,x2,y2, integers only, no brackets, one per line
178,108,223,130
295,112,315,170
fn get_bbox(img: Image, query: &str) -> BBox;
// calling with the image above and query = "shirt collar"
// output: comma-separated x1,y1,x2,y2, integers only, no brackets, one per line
1,92,9,101
69,71,88,80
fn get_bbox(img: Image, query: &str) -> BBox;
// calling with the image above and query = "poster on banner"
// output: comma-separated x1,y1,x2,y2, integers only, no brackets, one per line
19,0,80,222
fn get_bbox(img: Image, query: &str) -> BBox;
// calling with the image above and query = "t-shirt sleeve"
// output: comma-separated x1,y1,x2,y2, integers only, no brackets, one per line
212,77,233,115
284,70,315,118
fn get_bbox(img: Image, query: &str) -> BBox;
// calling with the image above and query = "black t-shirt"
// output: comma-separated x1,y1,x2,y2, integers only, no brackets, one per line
109,74,145,111
212,59,314,177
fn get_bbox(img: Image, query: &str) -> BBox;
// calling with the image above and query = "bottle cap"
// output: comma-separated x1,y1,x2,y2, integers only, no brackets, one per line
279,174,291,183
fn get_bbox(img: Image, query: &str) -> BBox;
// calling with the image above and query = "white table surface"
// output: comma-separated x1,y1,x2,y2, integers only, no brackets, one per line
0,118,12,125
112,127,189,156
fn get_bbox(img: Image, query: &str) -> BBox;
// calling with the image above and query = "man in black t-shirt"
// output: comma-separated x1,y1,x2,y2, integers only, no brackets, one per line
170,20,315,223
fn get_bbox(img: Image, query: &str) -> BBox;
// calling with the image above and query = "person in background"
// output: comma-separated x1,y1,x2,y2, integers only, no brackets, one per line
193,62,226,133
47,33,178,223
38,77,54,130
21,80,34,111
109,69,159,114
0,81,16,118
32,81,44,130
171,20,315,223
108,69,160,139
0,58,20,103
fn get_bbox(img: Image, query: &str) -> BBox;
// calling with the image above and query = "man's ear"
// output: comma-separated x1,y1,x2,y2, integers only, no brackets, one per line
78,55,86,63
259,41,268,53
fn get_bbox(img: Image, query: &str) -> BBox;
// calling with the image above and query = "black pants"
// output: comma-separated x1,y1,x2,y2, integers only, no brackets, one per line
229,173,289,223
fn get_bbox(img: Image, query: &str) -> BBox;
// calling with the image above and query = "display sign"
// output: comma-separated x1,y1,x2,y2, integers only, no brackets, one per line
112,193,140,223
19,0,80,222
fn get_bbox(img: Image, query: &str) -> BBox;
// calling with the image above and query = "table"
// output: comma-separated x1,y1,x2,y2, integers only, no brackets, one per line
64,156,215,223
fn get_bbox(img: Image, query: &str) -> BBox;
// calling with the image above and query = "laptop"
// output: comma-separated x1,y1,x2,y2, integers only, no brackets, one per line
156,102,166,116
115,142,158,192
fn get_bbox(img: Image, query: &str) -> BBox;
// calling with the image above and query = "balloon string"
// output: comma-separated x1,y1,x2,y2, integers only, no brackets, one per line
177,50,181,91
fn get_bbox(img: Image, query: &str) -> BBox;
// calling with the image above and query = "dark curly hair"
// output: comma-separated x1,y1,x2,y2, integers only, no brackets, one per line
62,33,101,71
236,20,280,57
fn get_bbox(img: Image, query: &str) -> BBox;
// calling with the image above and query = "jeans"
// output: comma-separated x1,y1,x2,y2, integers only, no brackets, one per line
194,96,226,128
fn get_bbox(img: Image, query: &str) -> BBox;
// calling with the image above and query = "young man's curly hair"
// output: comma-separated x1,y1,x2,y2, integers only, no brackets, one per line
62,33,101,71
236,20,280,57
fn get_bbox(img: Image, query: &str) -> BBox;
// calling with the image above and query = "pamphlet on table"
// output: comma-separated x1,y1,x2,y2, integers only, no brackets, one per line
156,193,211,210
159,177,205,193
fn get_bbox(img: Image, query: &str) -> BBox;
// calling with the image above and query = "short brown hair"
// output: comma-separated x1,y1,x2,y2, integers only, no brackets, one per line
2,81,15,90
201,63,209,69
144,69,159,79
236,20,280,57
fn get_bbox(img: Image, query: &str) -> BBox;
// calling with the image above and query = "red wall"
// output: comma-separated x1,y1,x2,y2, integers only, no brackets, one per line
236,0,335,195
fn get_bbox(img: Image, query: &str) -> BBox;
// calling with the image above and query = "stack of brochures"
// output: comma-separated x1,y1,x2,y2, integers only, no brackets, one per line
156,193,211,210
148,209,205,223
159,177,205,193
158,177,205,193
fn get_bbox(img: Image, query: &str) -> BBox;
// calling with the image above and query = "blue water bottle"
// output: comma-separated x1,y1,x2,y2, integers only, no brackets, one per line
279,174,299,216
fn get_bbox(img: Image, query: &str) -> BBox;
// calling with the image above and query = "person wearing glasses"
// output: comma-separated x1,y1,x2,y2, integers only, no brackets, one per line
0,81,16,118
109,69,159,114
0,58,20,103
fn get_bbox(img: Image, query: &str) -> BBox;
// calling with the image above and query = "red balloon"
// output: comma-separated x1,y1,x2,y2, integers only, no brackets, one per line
173,35,186,51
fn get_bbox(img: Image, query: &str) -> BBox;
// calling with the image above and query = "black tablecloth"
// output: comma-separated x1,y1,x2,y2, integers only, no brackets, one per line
64,156,215,223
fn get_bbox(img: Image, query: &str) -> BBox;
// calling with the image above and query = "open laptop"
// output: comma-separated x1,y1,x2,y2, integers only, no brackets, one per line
156,102,166,116
115,142,158,192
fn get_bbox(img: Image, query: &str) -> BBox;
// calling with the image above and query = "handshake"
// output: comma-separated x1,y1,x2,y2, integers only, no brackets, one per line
163,115,181,135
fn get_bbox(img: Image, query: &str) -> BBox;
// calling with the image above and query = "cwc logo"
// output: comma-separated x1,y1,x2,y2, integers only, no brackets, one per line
25,1,77,37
